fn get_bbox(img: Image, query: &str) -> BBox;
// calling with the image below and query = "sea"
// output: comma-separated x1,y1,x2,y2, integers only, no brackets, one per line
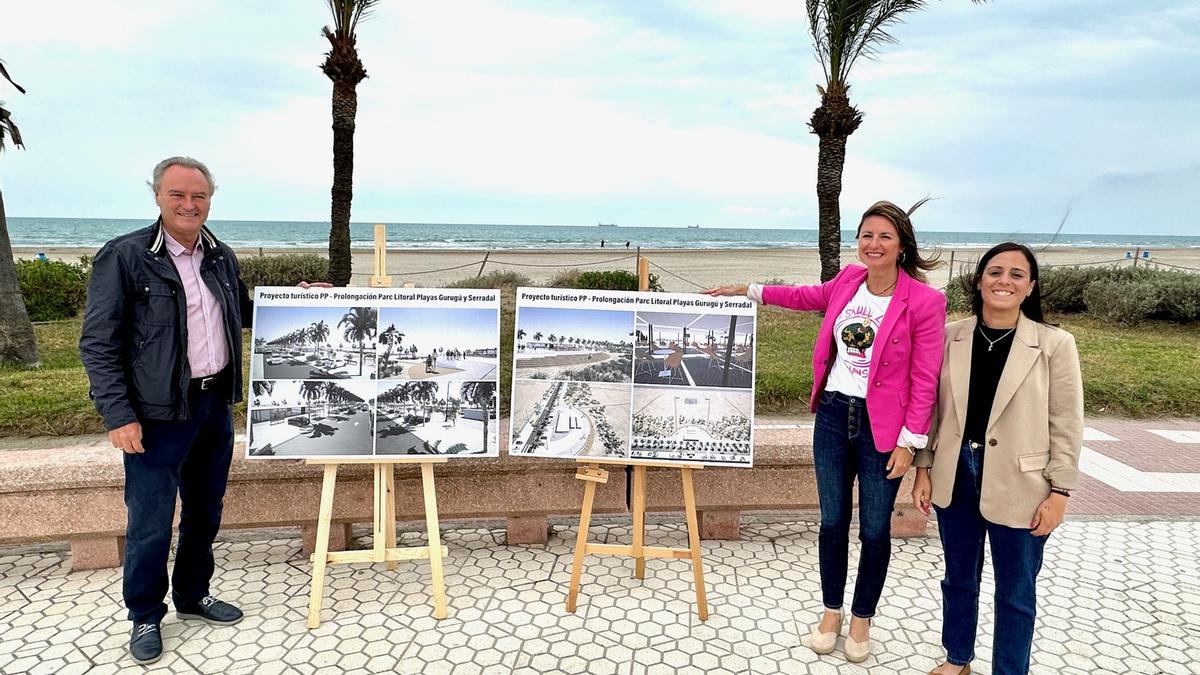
7,217,1199,251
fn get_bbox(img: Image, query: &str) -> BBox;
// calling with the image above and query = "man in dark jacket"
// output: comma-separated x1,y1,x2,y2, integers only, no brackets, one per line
80,157,251,665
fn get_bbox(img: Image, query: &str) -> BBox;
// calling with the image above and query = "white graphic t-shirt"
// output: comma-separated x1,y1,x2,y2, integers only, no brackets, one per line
824,282,891,398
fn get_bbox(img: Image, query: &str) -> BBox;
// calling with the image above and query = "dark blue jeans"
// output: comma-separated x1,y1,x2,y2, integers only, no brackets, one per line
123,387,234,623
934,441,1048,674
812,390,903,618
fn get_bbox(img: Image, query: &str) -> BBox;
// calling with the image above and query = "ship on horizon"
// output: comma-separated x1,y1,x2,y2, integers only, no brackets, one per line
597,222,617,227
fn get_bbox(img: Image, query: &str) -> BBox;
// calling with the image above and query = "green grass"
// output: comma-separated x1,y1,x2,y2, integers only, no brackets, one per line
2,309,1197,438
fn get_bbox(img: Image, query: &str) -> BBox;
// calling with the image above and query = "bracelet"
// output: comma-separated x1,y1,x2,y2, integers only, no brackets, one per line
1049,487,1071,498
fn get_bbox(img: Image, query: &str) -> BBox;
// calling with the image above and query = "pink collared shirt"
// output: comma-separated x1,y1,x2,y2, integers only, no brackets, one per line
164,231,229,378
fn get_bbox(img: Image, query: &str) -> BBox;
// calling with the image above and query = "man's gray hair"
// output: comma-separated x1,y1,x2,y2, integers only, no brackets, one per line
149,156,217,195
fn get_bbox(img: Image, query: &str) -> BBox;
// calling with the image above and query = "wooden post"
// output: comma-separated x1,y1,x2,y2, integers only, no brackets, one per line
947,249,956,286
369,224,391,287
1133,246,1141,267
638,257,650,292
476,251,490,278
304,454,450,628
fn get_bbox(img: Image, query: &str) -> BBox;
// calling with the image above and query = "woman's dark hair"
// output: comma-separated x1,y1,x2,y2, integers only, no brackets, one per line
856,199,941,283
963,242,1046,323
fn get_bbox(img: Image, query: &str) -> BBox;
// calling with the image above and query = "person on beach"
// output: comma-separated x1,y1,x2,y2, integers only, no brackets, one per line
79,157,325,665
705,200,946,663
912,243,1083,675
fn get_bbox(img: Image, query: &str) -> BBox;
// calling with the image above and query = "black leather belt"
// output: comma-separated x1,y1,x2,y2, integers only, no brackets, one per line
190,368,228,392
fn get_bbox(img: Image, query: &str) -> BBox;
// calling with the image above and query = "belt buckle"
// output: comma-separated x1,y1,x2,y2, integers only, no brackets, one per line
199,375,216,391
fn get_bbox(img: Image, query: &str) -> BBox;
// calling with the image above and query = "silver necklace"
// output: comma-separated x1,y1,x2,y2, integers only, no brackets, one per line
977,323,1015,352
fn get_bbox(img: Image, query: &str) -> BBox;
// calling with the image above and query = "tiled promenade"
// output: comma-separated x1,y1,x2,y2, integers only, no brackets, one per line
1,518,1197,674
1,415,1198,674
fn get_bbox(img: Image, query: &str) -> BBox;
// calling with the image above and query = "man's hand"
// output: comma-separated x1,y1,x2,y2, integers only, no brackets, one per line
109,422,145,454
297,281,333,289
1030,492,1068,536
885,445,913,479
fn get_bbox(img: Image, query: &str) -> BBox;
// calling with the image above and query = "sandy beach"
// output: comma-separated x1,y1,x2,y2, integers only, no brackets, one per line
15,245,1200,292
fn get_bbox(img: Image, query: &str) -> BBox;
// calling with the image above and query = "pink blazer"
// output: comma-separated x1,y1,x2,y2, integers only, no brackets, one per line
762,265,946,452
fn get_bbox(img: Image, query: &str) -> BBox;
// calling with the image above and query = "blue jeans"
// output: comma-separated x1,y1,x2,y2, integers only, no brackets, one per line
122,386,234,623
934,441,1048,674
812,390,903,618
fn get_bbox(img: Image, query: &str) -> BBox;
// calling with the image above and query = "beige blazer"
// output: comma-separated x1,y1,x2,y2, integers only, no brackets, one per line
914,314,1083,529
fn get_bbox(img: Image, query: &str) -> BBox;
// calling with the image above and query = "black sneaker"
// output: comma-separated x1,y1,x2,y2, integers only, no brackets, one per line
129,622,162,665
176,595,244,626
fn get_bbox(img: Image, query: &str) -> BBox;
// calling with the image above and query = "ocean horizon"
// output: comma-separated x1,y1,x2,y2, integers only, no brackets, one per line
8,217,1199,251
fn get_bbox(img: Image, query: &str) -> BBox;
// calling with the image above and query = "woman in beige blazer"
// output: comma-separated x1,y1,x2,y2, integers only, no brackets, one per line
911,243,1083,675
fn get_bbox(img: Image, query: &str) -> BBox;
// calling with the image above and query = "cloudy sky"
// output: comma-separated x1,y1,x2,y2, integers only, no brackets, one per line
1,0,1196,234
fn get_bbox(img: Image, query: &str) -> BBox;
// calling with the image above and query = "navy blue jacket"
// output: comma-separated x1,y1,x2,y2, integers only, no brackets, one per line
80,220,252,429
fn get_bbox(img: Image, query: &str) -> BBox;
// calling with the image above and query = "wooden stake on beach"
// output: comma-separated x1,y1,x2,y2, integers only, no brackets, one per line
369,224,391,287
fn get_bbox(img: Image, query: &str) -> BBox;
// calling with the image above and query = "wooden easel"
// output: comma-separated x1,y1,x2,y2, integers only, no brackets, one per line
565,458,708,620
305,224,449,628
306,457,449,627
563,257,710,621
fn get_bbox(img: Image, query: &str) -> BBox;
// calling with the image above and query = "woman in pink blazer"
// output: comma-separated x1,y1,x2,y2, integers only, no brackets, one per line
706,201,946,663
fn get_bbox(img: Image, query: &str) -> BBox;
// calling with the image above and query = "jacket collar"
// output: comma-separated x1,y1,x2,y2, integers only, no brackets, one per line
947,312,1041,434
147,217,219,256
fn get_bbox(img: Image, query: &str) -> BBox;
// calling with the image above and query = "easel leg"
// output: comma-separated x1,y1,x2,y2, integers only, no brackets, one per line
372,464,386,563
420,462,448,619
632,465,647,580
681,468,709,621
566,472,599,613
307,464,339,629
383,464,397,572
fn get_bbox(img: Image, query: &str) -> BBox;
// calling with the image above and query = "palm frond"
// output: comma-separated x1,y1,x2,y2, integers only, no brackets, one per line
0,60,25,152
325,0,381,37
807,0,931,88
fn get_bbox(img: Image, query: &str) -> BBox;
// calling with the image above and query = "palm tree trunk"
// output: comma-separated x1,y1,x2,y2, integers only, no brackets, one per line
0,190,39,366
815,133,847,283
810,89,862,283
328,80,357,287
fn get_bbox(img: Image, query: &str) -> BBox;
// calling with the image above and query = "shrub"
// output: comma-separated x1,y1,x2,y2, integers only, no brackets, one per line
1083,273,1200,325
549,268,663,291
16,257,90,321
238,253,329,290
1082,281,1162,325
943,265,1199,317
446,269,533,290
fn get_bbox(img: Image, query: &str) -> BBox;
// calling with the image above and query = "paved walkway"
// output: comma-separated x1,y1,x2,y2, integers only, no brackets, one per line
1,518,1197,674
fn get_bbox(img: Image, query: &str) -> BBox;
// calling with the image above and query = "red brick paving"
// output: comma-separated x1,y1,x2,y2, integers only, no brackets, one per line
1072,417,1200,517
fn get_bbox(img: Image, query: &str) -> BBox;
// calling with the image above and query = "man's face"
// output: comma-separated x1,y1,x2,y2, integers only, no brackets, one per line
155,165,211,244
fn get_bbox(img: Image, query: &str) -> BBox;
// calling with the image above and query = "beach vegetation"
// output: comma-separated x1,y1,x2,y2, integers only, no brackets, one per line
446,269,532,290
15,256,90,321
548,268,664,292
238,253,329,290
0,58,40,366
320,0,380,286
805,1,984,281
946,266,1200,324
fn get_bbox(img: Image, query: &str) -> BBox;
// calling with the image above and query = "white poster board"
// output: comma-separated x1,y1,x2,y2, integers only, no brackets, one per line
246,287,501,459
509,288,756,467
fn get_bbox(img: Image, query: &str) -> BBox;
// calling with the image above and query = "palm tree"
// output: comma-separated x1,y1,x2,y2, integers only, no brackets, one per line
0,60,38,366
806,1,981,280
338,306,377,376
309,320,330,359
459,381,497,453
299,381,328,419
321,0,380,287
408,381,438,422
